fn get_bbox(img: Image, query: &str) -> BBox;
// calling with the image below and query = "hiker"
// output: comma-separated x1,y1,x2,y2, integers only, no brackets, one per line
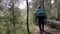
35,7,47,33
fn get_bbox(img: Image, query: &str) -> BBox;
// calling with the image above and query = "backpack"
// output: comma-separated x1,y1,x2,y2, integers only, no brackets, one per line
37,9,45,17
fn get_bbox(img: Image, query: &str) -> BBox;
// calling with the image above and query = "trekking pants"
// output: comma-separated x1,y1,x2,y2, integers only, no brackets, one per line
37,16,45,32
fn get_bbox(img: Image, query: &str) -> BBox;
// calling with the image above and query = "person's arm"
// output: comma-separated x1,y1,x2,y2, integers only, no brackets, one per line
44,10,47,24
44,9,47,20
34,9,39,22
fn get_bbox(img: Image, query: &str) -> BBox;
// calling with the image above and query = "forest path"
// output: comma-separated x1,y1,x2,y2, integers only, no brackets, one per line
34,25,60,34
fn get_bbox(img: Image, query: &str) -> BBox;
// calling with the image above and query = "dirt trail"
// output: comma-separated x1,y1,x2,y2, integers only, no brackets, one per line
34,25,60,34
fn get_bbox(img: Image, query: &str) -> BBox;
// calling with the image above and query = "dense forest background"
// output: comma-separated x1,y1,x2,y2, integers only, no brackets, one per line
0,0,60,34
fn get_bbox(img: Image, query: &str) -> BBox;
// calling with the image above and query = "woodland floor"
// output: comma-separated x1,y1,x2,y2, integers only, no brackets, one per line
34,25,60,34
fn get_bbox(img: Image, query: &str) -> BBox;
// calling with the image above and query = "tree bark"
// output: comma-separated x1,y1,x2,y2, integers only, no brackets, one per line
47,19,60,26
11,4,16,34
26,0,30,34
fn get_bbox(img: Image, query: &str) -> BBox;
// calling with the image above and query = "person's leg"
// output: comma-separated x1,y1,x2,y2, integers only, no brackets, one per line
39,23,43,34
38,19,41,32
40,19,43,34
41,19,44,32
38,17,43,34
37,18,42,32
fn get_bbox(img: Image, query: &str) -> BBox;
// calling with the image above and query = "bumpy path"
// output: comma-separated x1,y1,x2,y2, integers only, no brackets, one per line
34,25,60,34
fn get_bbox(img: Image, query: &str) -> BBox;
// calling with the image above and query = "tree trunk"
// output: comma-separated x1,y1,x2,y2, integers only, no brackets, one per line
47,19,60,26
11,4,16,34
26,0,30,34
